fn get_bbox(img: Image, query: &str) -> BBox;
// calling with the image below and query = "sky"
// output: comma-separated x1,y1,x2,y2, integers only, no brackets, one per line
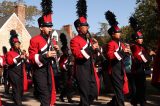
3,0,137,33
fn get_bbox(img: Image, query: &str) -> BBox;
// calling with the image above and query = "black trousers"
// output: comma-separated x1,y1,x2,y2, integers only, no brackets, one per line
33,69,51,106
132,72,146,106
3,68,10,93
126,73,136,99
8,70,23,105
76,69,98,106
110,69,125,106
60,71,73,100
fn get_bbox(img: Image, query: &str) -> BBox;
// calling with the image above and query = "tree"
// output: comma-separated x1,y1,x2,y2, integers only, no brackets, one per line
93,35,110,46
25,5,41,25
156,0,160,11
121,26,133,43
0,0,41,26
0,1,15,16
98,22,109,36
93,22,111,46
133,0,159,49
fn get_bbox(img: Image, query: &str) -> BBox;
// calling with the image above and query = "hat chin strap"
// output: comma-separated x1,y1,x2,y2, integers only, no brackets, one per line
79,30,88,36
41,31,50,39
12,46,20,52
112,36,120,41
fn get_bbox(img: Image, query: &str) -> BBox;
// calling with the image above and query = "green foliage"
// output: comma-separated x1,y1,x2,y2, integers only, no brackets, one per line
99,22,109,36
133,0,159,49
93,22,111,46
93,35,110,46
119,0,159,49
0,1,41,26
25,5,41,24
157,0,160,11
0,1,15,16
121,26,134,42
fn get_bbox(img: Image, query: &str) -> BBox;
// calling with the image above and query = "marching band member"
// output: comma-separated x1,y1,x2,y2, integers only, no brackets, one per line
29,0,58,105
105,11,130,106
6,30,28,105
59,33,74,103
129,16,151,106
70,0,100,105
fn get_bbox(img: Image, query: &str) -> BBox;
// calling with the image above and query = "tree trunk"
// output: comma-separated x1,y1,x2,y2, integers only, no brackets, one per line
157,0,160,11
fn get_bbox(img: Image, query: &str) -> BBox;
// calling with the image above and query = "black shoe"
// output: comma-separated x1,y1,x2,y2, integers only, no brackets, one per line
140,101,145,106
130,100,137,106
132,104,137,106
15,102,22,106
68,99,74,103
106,102,112,106
59,96,65,102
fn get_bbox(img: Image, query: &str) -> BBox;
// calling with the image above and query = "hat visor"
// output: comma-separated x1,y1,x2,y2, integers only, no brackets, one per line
41,23,53,27
137,35,143,39
115,30,122,33
13,41,21,45
80,22,89,26
15,41,21,44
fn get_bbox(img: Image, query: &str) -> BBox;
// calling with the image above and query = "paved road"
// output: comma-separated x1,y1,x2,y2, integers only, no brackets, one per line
0,79,159,106
0,85,130,106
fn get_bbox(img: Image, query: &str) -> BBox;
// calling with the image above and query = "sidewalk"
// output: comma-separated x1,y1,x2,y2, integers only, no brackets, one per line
0,79,159,106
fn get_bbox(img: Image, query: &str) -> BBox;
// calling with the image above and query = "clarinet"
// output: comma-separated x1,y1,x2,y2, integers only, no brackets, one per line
87,31,107,62
18,49,26,62
48,31,60,72
65,54,74,69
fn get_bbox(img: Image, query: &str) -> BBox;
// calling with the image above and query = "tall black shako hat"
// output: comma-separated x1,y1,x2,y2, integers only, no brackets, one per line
38,0,53,27
60,33,68,52
129,16,143,40
74,0,88,29
105,11,121,36
9,30,20,47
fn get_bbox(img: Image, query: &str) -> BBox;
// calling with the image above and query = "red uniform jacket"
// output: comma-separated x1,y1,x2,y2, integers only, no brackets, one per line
131,43,149,73
106,40,129,94
131,44,148,63
6,49,28,92
70,35,100,94
29,34,56,105
106,40,126,73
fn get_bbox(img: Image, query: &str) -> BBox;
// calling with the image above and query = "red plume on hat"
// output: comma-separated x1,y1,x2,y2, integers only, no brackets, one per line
129,16,143,40
38,0,53,27
105,10,121,36
74,0,88,28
